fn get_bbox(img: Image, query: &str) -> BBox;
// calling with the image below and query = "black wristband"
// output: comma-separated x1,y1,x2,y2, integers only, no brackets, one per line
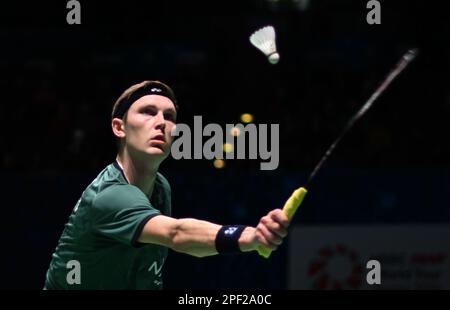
215,225,247,254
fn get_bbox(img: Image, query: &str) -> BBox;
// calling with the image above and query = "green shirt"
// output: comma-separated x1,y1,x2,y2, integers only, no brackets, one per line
45,161,172,290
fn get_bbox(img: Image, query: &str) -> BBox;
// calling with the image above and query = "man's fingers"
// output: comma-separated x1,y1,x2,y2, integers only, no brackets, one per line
256,223,282,248
270,209,290,228
268,222,288,238
261,216,287,238
255,229,278,251
256,209,291,252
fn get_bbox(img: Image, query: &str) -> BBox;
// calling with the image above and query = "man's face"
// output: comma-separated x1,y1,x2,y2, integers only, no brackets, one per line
121,95,177,159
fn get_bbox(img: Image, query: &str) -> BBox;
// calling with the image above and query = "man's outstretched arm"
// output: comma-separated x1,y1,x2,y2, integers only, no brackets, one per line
137,209,289,257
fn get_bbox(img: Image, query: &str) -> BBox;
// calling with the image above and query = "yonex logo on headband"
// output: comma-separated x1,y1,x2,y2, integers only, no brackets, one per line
151,88,162,92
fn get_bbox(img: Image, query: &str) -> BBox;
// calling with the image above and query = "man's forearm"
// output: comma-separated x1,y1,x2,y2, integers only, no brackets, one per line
138,215,257,257
171,218,256,257
170,218,220,257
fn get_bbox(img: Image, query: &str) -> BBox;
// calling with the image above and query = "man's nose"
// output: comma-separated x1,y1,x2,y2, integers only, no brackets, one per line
155,111,166,130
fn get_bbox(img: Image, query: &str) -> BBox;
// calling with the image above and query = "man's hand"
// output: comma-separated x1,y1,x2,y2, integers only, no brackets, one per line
238,209,290,252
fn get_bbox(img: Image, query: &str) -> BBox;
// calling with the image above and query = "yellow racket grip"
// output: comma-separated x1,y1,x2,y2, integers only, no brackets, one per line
257,187,308,259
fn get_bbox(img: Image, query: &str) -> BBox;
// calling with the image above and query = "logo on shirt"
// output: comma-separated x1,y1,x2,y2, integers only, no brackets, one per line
148,258,165,276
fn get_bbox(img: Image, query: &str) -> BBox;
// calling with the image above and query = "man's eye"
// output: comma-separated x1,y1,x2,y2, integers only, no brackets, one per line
143,109,156,115
165,114,176,121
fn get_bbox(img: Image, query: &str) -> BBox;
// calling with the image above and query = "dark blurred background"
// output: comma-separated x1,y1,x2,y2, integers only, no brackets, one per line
0,0,449,289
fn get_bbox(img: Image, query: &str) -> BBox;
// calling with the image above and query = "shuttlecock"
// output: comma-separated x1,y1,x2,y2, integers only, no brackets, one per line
249,25,279,65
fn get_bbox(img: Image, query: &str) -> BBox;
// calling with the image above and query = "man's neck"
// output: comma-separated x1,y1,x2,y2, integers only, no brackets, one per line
116,151,160,198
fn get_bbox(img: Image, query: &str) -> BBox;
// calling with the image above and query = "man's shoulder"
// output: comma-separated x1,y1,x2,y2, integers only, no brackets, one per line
94,183,147,206
91,165,148,212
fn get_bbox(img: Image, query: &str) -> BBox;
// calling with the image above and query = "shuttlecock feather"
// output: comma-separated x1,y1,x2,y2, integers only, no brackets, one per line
249,25,279,64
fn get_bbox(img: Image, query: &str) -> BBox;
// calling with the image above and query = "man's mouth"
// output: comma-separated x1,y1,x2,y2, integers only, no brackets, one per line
151,134,166,144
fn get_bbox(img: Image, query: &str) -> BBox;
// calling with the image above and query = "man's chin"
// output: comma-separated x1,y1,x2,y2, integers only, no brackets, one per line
145,146,169,158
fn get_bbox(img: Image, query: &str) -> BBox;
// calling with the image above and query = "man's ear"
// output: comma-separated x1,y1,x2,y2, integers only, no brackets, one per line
112,118,126,138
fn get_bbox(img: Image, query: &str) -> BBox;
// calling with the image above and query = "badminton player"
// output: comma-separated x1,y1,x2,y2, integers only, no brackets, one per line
44,80,290,289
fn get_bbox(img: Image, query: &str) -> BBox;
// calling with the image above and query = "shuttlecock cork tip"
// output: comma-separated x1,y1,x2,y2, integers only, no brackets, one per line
268,52,280,65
